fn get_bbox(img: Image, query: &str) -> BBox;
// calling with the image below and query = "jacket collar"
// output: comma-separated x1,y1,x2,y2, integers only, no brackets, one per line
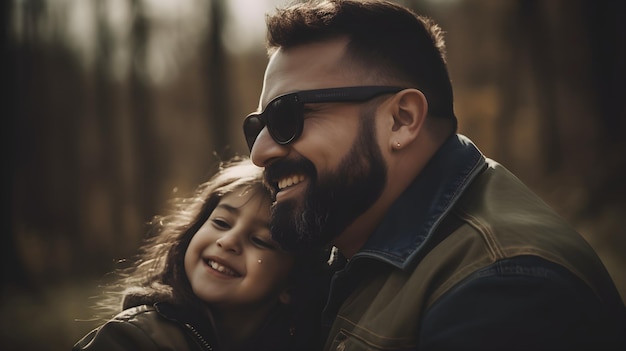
352,134,485,269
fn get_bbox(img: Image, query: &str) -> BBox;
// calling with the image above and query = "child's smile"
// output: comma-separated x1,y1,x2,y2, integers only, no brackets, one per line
204,257,242,278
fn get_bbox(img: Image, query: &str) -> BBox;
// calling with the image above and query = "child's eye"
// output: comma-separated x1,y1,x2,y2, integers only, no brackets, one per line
211,218,231,230
251,236,277,250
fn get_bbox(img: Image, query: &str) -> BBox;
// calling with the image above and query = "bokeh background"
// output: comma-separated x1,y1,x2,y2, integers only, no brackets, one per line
3,0,625,350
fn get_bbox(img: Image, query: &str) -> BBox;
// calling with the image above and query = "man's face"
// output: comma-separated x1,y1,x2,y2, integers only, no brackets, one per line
268,106,387,251
249,38,389,251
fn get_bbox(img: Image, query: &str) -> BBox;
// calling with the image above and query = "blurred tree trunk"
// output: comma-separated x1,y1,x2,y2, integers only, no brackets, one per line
2,0,26,288
8,0,89,284
86,1,125,270
580,0,626,215
494,2,522,167
207,0,231,154
585,1,626,144
495,0,560,174
130,0,159,225
522,0,560,174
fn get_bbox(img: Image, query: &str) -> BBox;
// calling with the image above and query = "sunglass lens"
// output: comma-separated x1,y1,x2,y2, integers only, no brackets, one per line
268,97,302,144
244,115,264,150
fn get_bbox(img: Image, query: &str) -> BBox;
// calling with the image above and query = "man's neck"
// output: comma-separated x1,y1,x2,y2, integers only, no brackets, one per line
332,177,408,258
333,133,445,258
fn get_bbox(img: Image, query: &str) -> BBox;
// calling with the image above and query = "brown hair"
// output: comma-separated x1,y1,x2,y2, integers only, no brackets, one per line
266,0,457,129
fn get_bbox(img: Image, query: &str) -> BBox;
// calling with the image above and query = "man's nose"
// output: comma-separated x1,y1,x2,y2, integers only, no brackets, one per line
250,127,289,167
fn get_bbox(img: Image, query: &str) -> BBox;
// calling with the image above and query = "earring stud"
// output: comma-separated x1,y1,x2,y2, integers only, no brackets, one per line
396,142,401,148
257,259,263,264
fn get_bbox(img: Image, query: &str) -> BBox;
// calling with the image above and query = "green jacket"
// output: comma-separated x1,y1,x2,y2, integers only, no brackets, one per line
323,135,626,351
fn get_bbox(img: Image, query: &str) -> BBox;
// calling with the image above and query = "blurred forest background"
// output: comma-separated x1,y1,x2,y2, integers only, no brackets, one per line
2,0,625,350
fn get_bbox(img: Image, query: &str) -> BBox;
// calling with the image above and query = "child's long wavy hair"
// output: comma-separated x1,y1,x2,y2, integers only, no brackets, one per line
94,156,271,320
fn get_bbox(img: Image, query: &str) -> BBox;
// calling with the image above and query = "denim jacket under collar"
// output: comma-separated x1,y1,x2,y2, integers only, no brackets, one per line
354,133,486,269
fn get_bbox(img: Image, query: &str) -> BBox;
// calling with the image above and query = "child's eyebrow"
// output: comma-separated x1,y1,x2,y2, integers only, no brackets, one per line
216,203,239,214
215,203,270,229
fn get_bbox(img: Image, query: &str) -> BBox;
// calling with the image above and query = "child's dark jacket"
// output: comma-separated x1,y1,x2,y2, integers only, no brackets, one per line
73,301,317,351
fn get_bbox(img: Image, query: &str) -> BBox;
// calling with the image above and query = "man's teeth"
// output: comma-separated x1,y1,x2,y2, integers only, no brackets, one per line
207,260,238,277
278,175,305,190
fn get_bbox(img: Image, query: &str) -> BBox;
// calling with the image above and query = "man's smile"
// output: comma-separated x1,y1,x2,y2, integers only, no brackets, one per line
278,174,305,190
275,175,308,203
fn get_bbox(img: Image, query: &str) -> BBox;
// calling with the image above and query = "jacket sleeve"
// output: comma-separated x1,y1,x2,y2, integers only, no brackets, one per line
72,320,161,351
417,256,626,350
72,307,197,351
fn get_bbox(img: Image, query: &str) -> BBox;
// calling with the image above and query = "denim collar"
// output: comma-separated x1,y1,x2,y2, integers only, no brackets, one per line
353,134,486,269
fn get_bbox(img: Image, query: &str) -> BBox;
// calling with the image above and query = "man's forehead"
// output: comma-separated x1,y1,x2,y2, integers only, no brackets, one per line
260,38,359,105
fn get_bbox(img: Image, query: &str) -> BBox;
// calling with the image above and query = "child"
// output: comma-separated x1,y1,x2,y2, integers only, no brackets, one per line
73,157,329,351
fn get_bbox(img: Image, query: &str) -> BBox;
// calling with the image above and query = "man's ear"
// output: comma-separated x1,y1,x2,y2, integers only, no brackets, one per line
389,89,428,149
279,288,292,305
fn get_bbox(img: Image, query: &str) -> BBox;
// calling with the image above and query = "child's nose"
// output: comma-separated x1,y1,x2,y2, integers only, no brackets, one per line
215,231,242,254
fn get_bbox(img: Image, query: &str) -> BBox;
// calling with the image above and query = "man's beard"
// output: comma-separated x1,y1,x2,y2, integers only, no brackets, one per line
269,107,387,252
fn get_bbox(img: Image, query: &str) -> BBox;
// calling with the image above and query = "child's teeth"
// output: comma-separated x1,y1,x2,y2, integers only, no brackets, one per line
208,260,237,276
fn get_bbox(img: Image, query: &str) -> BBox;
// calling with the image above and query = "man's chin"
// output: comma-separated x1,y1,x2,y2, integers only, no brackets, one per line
275,234,326,253
271,228,325,253
270,200,331,252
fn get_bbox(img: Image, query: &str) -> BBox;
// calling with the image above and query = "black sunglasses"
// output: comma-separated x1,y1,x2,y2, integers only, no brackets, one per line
243,86,405,151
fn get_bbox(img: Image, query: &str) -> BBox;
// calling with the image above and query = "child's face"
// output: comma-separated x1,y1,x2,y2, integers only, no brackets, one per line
184,190,295,310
